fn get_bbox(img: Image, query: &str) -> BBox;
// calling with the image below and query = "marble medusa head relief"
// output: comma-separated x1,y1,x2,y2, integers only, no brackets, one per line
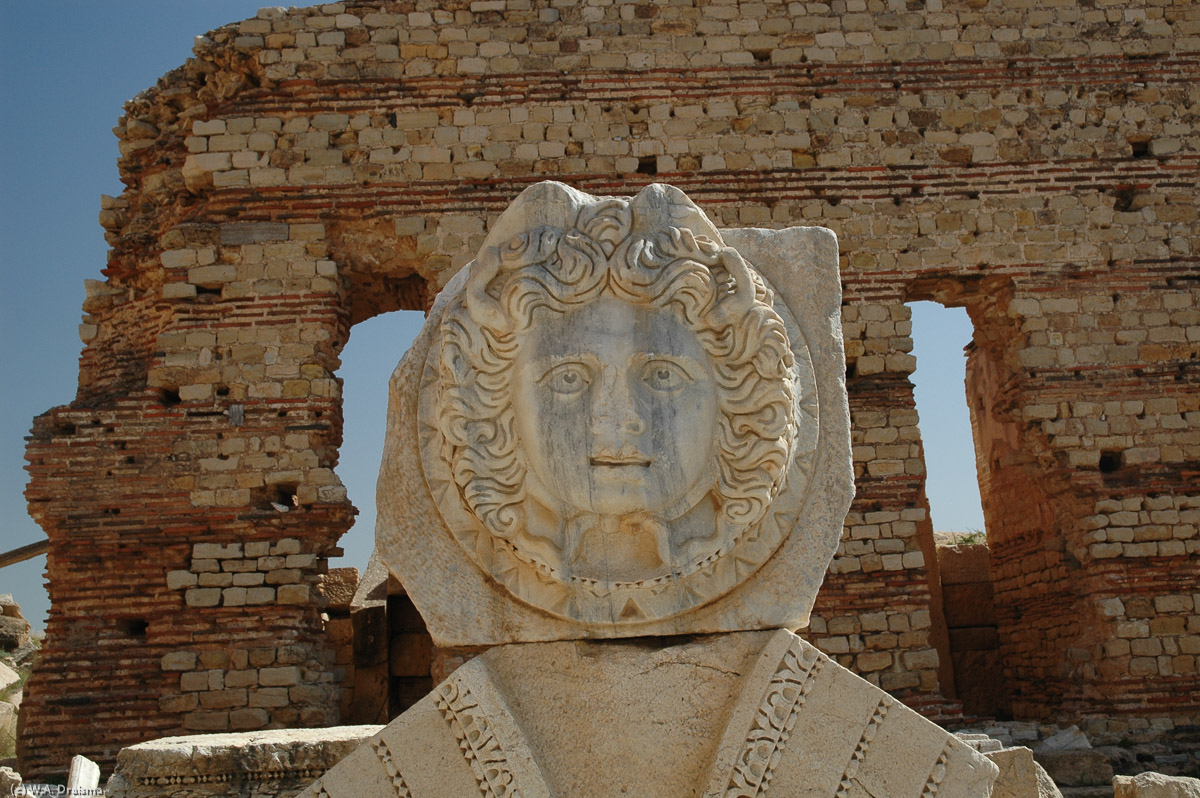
378,182,851,642
308,188,998,798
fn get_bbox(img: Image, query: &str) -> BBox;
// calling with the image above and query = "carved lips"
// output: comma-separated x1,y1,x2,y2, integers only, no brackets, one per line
588,451,652,469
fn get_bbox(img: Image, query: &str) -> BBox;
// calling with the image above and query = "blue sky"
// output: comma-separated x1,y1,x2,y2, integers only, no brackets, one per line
0,3,983,633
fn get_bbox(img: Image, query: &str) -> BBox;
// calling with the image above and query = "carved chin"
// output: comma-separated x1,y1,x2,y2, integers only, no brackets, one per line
513,488,724,585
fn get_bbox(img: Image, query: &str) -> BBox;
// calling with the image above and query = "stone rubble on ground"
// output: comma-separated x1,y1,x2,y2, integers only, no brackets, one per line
1025,727,1116,792
1038,726,1095,752
1113,773,1200,798
0,596,28,768
988,746,1065,798
0,597,28,653
0,766,21,798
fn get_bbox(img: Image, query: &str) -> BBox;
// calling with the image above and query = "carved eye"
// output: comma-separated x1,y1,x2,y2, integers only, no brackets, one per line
641,360,691,392
540,362,591,396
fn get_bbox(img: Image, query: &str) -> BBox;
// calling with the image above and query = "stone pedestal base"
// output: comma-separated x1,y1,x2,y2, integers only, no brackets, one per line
303,630,996,798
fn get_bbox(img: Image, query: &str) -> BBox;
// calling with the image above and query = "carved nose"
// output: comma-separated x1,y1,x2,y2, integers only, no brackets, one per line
591,378,645,437
592,403,646,435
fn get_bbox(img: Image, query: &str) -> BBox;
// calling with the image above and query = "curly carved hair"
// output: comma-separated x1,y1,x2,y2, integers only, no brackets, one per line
436,192,798,557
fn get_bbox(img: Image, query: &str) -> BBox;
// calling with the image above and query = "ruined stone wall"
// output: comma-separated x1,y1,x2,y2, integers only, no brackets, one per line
937,539,1007,718
21,0,1200,777
966,276,1200,738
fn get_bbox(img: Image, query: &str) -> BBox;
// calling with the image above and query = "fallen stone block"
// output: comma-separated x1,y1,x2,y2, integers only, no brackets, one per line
1035,729,1114,789
1113,772,1200,798
106,725,382,798
0,618,28,654
68,755,101,792
1036,749,1116,788
1039,726,1094,752
0,663,18,696
986,746,1064,798
0,766,22,798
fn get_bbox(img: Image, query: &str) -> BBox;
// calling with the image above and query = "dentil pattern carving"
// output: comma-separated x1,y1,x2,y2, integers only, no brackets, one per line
369,736,413,798
722,637,822,797
435,679,521,798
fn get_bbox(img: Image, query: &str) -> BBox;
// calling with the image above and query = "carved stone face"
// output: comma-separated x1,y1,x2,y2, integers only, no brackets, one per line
513,297,718,518
413,182,825,626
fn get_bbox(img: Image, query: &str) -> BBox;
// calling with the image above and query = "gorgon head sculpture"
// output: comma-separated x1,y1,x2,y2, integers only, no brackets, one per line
424,184,815,617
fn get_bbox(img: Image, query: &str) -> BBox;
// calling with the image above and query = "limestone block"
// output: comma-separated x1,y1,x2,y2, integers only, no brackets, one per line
377,182,852,645
105,726,382,798
986,746,1064,798
0,766,20,797
68,755,101,792
320,568,359,612
182,152,232,190
0,661,18,694
1037,725,1093,752
0,701,16,758
260,666,301,687
301,630,996,798
0,612,29,652
186,588,222,608
1034,749,1114,788
277,584,311,604
1114,773,1200,797
161,651,197,672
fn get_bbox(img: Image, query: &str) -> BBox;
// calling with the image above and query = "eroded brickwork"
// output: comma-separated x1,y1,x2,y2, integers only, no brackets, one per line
21,0,1200,777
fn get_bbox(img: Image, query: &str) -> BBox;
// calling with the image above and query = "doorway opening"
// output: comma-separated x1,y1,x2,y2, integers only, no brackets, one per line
328,308,431,721
909,302,985,538
909,301,1008,719
335,309,426,577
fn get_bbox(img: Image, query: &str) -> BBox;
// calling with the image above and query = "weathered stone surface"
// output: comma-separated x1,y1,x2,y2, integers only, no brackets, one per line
68,755,100,792
302,630,996,798
1113,773,1200,798
1038,726,1094,752
1035,750,1115,788
0,700,16,763
0,664,18,696
106,726,382,798
0,616,27,654
957,732,1004,754
0,597,25,620
319,567,358,612
379,182,851,644
218,222,289,246
0,766,21,797
987,746,1064,798
938,542,993,586
348,552,388,612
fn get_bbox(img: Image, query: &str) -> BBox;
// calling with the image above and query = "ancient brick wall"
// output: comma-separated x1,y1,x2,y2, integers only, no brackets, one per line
21,0,1200,777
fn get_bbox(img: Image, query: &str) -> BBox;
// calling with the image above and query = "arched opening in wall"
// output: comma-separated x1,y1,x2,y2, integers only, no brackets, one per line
909,301,1008,719
331,308,429,721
